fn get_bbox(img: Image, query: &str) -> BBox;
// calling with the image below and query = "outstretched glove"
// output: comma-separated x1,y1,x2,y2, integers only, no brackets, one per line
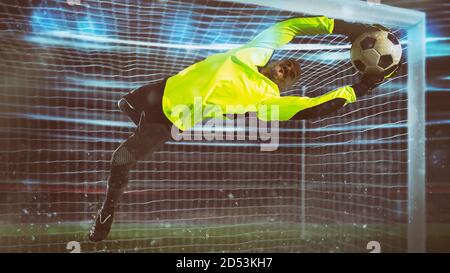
352,60,402,98
384,60,402,79
334,20,389,42
352,73,385,98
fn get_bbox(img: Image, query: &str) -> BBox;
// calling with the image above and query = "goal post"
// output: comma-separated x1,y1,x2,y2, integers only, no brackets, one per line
220,0,426,252
406,18,426,253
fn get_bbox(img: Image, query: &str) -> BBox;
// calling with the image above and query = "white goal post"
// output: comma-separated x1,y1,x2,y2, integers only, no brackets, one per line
220,0,426,252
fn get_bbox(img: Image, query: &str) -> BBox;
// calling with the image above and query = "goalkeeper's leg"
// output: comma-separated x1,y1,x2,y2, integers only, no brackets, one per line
88,111,172,242
119,79,168,126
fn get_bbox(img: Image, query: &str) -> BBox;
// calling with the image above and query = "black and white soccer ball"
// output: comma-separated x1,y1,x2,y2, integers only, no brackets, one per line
350,30,402,76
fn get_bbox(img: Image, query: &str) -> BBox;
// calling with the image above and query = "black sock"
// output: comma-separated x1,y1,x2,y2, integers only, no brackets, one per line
102,165,130,213
101,185,123,214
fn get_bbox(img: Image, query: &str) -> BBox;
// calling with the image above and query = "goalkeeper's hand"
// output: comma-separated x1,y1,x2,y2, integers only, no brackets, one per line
352,73,385,98
383,61,402,79
352,61,401,98
334,20,390,42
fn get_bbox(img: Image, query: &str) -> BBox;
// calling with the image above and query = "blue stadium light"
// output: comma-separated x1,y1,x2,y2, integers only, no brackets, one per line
50,133,125,143
22,113,133,128
426,37,450,58
65,76,139,89
28,5,117,49
24,35,117,50
427,86,450,92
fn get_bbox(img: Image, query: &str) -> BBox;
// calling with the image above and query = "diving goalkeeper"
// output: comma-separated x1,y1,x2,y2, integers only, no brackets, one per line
89,16,398,242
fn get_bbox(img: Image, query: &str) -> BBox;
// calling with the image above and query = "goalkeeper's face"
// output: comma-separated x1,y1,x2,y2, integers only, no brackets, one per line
263,59,301,90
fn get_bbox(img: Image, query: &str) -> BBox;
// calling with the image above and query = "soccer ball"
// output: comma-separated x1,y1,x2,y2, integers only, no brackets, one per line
350,30,402,76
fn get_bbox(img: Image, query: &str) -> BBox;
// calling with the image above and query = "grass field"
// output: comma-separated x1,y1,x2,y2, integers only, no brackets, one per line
1,222,448,253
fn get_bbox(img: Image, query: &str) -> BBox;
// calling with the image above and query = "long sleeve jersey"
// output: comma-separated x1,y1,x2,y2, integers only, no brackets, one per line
162,16,357,131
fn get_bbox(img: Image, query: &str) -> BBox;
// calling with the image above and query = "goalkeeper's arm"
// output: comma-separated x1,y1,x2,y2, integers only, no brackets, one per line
333,19,390,42
257,74,385,121
291,74,385,120
246,17,389,50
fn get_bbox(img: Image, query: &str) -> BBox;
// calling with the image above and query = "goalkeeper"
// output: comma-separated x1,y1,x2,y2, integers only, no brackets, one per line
89,16,399,242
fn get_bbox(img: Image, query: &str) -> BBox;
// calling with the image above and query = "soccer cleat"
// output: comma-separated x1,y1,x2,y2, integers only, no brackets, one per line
88,208,114,242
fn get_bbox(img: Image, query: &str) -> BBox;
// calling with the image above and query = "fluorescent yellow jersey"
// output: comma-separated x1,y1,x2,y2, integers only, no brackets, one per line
162,16,357,131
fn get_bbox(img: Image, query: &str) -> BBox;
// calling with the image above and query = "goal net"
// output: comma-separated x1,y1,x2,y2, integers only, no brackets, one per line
0,0,425,252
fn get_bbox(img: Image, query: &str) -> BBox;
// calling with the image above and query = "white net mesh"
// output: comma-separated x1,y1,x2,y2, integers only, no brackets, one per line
0,0,409,252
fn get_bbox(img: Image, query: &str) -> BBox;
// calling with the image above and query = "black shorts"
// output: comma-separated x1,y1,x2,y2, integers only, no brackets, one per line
121,79,173,159
123,78,171,127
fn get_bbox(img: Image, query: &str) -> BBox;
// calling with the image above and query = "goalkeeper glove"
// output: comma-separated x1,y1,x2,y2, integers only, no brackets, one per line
384,61,402,79
334,20,390,42
352,73,385,98
352,60,402,98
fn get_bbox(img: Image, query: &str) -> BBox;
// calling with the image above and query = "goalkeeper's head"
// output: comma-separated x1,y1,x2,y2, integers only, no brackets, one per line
260,59,301,91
